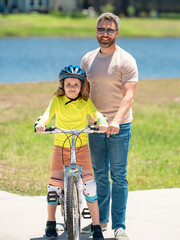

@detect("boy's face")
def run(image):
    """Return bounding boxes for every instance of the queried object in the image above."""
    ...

[64,78,81,99]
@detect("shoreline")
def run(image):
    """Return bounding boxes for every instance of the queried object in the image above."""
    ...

[0,77,180,85]
[1,15,180,38]
[1,36,180,39]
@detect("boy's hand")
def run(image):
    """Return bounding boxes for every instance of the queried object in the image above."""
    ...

[35,124,45,133]
[99,124,108,132]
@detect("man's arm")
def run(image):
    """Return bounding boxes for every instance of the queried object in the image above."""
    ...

[107,81,137,137]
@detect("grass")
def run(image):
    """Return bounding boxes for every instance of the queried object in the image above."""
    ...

[0,79,180,196]
[128,79,180,190]
[0,13,180,37]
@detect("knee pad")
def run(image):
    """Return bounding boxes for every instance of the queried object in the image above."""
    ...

[47,185,62,205]
[83,179,97,203]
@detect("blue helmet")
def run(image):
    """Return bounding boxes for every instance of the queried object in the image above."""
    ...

[59,65,86,83]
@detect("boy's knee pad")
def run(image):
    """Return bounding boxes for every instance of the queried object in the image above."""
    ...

[83,179,97,203]
[47,185,62,205]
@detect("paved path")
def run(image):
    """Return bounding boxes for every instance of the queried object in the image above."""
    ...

[0,188,180,240]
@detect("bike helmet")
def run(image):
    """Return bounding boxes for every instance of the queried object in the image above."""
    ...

[59,65,86,83]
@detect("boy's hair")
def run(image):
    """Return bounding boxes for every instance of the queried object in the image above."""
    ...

[96,12,120,30]
[54,80,89,101]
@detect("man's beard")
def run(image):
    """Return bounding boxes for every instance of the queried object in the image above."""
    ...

[97,36,116,48]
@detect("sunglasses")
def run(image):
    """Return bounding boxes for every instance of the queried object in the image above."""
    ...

[97,27,117,35]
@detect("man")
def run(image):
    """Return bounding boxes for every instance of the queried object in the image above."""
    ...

[81,13,138,240]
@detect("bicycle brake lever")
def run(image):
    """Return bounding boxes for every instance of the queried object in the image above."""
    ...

[45,126,56,131]
[89,125,99,131]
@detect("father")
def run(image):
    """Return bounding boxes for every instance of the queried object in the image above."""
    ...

[81,13,138,240]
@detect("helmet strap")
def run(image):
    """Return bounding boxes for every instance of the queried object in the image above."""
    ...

[65,93,81,105]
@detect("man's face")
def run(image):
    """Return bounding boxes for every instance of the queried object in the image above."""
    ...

[96,20,119,48]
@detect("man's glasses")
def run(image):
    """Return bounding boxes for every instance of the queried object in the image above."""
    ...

[97,27,117,35]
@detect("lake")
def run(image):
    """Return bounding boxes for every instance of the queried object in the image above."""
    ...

[0,37,180,83]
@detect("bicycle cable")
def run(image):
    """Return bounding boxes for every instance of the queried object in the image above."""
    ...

[75,128,89,156]
[60,130,72,166]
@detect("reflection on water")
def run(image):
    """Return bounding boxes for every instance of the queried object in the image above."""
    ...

[0,38,180,83]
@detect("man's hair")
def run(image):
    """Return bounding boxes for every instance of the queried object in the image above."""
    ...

[96,12,120,30]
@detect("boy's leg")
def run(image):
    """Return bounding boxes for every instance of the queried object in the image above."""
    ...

[82,177,104,240]
[48,145,65,219]
[45,145,64,238]
[77,145,104,239]
[47,203,58,221]
[86,200,99,225]
[77,145,100,225]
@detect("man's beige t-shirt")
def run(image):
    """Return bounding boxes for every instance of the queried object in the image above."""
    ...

[81,46,138,125]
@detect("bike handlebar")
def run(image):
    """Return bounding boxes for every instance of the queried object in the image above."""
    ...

[42,126,103,135]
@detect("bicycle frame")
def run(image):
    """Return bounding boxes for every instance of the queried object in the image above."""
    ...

[63,133,84,240]
[42,126,102,240]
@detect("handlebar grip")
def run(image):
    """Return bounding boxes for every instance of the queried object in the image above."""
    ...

[89,125,99,131]
[45,126,56,132]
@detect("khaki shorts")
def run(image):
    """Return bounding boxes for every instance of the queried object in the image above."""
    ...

[49,144,94,187]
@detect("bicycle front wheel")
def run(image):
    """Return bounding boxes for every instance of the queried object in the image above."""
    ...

[66,175,80,240]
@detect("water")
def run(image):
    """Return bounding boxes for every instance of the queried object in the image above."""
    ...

[0,37,180,83]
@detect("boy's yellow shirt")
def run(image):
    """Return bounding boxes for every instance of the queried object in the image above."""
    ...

[41,95,97,148]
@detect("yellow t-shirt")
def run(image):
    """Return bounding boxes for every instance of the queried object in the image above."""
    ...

[41,95,98,147]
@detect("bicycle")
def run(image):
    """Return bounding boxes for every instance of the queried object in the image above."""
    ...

[42,125,103,240]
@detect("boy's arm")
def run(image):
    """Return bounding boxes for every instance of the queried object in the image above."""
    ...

[93,111,108,132]
[34,97,58,132]
[87,98,108,132]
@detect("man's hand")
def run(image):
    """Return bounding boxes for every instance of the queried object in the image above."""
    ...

[107,121,120,137]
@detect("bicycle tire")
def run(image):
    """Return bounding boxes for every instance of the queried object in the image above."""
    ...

[66,175,80,240]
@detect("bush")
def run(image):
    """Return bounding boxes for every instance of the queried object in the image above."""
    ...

[100,3,114,13]
[127,5,135,17]
[119,13,126,18]
[69,11,88,18]
[149,9,158,18]
[49,9,62,17]
[138,11,148,18]
[160,12,180,19]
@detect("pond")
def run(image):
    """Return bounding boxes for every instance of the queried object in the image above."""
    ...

[0,37,179,83]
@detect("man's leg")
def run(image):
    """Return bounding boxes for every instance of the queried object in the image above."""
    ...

[107,123,131,230]
[88,133,110,224]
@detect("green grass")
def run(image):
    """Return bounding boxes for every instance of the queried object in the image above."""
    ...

[0,79,179,196]
[128,79,180,190]
[0,13,180,37]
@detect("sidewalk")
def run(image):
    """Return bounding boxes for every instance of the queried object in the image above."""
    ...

[0,188,179,240]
